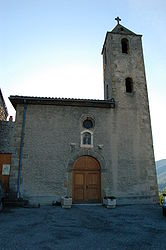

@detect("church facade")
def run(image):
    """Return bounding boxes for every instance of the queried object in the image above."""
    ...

[9,20,158,205]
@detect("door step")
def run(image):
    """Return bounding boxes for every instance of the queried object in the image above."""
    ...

[72,203,102,206]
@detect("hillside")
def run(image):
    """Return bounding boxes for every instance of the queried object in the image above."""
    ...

[156,159,166,190]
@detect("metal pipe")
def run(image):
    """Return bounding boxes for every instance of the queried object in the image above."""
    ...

[17,100,27,199]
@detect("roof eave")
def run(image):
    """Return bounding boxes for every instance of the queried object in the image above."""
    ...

[9,95,115,109]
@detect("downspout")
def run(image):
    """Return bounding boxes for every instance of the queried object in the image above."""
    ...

[17,100,27,199]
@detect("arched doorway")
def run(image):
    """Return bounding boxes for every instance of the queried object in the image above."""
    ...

[72,156,101,203]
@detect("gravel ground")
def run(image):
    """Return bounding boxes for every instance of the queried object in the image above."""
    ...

[0,204,165,250]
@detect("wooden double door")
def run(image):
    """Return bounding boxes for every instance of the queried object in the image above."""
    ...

[72,156,101,203]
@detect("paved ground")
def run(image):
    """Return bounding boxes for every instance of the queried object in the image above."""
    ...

[0,204,165,250]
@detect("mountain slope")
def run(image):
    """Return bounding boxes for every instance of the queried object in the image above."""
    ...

[156,159,166,190]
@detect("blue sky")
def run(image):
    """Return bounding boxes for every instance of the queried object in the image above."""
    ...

[0,0,166,160]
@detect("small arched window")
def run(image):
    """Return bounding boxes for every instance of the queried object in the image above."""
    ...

[125,78,133,93]
[81,131,93,148]
[83,132,91,145]
[121,38,129,54]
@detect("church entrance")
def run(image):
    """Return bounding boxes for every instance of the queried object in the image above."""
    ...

[72,156,101,203]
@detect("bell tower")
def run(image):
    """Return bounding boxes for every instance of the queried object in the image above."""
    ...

[102,17,147,104]
[101,18,158,204]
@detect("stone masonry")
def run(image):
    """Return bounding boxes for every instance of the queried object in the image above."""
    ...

[0,121,15,153]
[0,89,8,121]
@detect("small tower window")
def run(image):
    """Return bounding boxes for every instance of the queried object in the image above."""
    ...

[125,78,133,93]
[106,84,109,99]
[104,47,107,64]
[121,38,129,54]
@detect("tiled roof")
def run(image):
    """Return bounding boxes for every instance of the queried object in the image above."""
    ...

[9,95,115,109]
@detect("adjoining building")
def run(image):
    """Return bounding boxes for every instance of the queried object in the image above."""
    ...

[0,89,8,121]
[0,89,14,194]
[9,19,158,205]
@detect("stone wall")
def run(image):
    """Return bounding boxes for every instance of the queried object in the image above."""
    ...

[102,29,158,204]
[10,104,112,204]
[10,101,158,205]
[0,90,8,121]
[0,107,7,121]
[0,121,15,153]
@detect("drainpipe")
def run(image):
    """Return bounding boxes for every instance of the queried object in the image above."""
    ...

[17,100,27,199]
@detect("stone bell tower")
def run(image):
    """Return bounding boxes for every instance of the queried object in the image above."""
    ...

[101,18,158,204]
[102,16,147,103]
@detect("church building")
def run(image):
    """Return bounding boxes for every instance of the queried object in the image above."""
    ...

[9,19,158,205]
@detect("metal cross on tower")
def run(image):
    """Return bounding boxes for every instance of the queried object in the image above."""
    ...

[115,16,121,25]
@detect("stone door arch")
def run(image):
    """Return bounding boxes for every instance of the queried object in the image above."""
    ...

[72,156,101,203]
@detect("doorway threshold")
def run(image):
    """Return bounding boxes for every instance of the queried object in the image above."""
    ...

[72,203,102,206]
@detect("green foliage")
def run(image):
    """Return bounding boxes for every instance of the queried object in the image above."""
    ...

[159,189,166,205]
